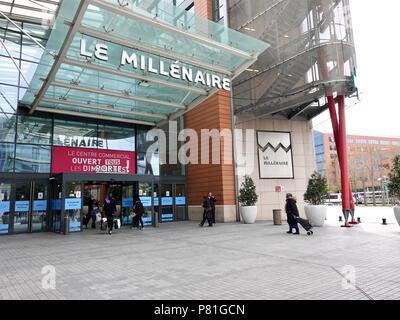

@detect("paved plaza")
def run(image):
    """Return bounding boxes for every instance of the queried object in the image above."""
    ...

[0,207,399,300]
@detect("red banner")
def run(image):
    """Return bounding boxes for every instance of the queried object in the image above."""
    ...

[52,147,136,174]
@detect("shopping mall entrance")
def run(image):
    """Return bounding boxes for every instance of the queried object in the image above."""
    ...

[50,173,187,234]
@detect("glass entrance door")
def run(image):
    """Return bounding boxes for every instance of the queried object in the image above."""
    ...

[32,182,48,232]
[160,184,173,222]
[139,182,152,226]
[121,184,135,225]
[13,182,31,234]
[0,183,11,235]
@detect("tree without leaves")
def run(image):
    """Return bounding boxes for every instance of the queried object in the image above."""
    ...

[304,171,329,205]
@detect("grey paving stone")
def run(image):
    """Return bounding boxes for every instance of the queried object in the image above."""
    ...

[0,217,399,300]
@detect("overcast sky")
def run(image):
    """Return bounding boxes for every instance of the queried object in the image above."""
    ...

[312,0,400,138]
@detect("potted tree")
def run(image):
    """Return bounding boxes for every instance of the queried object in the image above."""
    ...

[304,171,329,227]
[238,175,259,224]
[388,155,400,227]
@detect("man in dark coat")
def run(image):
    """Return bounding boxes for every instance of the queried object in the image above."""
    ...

[208,192,217,224]
[285,193,300,234]
[199,196,213,227]
[104,192,117,235]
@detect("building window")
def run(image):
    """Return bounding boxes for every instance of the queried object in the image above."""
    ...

[0,114,16,143]
[98,124,135,151]
[213,0,226,22]
[14,145,50,173]
[328,136,335,143]
[16,115,52,145]
[53,119,97,149]
[0,143,15,172]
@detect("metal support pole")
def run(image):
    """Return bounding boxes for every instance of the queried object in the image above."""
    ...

[338,95,351,213]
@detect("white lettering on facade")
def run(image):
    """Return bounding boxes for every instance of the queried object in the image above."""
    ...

[79,40,232,91]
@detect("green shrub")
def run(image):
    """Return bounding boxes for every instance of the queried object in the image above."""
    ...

[304,171,328,205]
[238,175,258,206]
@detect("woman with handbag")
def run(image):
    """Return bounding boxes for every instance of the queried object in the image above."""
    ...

[199,196,213,227]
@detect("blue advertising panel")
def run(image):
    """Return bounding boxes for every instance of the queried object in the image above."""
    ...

[69,221,81,232]
[0,223,8,234]
[52,199,61,210]
[161,197,173,206]
[122,198,134,208]
[15,200,30,212]
[33,200,47,211]
[161,213,173,222]
[0,201,10,212]
[153,197,159,206]
[65,198,81,210]
[140,196,152,207]
[175,196,186,205]
[143,216,152,226]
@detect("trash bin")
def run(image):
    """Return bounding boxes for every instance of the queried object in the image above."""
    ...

[63,216,70,235]
[273,209,282,225]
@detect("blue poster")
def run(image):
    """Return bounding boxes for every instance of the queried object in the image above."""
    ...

[143,216,152,226]
[52,199,61,210]
[33,200,47,211]
[65,198,81,210]
[175,196,186,205]
[161,213,173,222]
[161,197,173,206]
[140,196,152,207]
[69,221,81,232]
[0,201,10,213]
[122,198,133,208]
[15,200,30,212]
[153,197,159,206]
[0,223,8,234]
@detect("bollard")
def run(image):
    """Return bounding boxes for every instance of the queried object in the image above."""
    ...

[339,216,343,222]
[63,216,70,235]
[382,218,387,225]
[357,217,361,223]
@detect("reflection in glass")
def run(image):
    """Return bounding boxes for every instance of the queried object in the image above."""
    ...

[53,119,97,149]
[15,145,50,173]
[0,114,16,142]
[0,143,15,172]
[98,124,135,151]
[137,152,160,176]
[17,115,52,145]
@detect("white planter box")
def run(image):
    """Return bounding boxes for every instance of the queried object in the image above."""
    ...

[240,206,257,224]
[305,205,327,227]
[394,207,400,227]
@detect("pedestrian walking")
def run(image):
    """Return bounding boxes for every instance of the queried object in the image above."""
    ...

[285,193,300,235]
[199,196,213,227]
[208,192,217,224]
[104,192,117,235]
[132,197,145,230]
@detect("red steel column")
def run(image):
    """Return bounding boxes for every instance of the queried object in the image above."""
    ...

[338,95,351,211]
[327,95,355,212]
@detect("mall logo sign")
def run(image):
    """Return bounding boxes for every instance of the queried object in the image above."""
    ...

[257,131,294,179]
[80,39,231,91]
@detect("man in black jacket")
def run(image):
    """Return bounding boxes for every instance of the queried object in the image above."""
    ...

[208,192,217,224]
[104,192,117,235]
[285,193,300,234]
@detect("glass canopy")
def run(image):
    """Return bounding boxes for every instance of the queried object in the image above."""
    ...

[20,0,269,126]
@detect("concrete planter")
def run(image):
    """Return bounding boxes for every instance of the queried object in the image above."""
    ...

[240,206,257,224]
[394,207,400,227]
[305,205,327,227]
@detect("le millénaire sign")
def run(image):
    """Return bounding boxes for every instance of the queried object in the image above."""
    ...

[52,147,136,174]
[80,39,231,91]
